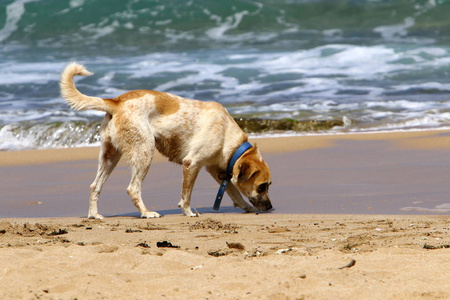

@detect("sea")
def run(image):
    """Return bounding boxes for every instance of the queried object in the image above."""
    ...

[2,0,450,151]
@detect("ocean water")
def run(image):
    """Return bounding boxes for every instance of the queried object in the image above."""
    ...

[2,0,450,150]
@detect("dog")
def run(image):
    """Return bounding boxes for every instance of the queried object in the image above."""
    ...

[60,62,273,218]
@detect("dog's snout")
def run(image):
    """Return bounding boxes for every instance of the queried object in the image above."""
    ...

[261,198,273,211]
[249,195,273,211]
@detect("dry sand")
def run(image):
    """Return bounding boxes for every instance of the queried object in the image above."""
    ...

[1,130,450,299]
[1,214,449,299]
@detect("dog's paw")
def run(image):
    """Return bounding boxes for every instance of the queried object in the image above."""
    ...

[141,211,162,219]
[180,206,199,217]
[188,208,200,217]
[244,206,259,213]
[88,213,104,220]
[187,211,200,217]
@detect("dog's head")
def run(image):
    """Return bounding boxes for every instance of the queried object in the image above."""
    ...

[232,146,273,211]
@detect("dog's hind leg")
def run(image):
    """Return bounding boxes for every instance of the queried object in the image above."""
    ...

[89,141,122,219]
[125,138,161,219]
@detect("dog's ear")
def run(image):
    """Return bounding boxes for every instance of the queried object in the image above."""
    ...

[238,161,257,183]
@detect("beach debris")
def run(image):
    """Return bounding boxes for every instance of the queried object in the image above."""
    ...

[299,274,307,279]
[244,247,265,258]
[191,265,202,270]
[125,228,143,233]
[82,218,104,225]
[423,243,450,250]
[189,218,239,233]
[136,242,151,248]
[137,223,168,231]
[71,224,85,228]
[47,229,68,236]
[268,227,291,233]
[0,222,69,237]
[209,242,246,257]
[208,250,230,257]
[338,259,356,269]
[0,221,14,234]
[275,248,297,255]
[227,242,245,250]
[156,241,180,248]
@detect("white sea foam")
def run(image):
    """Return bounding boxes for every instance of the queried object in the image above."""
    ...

[205,10,250,40]
[0,121,101,151]
[374,17,415,40]
[0,1,26,42]
[0,61,65,85]
[69,0,86,8]
[401,203,450,213]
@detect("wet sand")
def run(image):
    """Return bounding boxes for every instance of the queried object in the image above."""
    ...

[1,131,450,299]
[1,130,450,217]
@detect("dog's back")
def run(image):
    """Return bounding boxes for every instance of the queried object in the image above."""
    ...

[60,62,246,167]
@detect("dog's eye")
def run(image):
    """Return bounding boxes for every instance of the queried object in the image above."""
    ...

[257,183,269,193]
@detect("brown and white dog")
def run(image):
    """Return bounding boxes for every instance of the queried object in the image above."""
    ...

[60,62,273,218]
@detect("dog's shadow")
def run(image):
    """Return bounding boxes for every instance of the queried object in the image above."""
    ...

[110,206,272,218]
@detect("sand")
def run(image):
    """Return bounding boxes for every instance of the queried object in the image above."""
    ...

[1,214,449,299]
[1,130,450,299]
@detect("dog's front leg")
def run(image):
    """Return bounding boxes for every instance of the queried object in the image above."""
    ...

[178,159,200,217]
[224,182,259,213]
[205,166,258,213]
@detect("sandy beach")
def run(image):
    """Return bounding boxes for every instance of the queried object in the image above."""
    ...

[1,131,450,299]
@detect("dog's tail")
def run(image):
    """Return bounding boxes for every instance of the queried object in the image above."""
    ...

[60,62,114,114]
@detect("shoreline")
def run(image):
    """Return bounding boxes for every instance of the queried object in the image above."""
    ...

[2,128,450,167]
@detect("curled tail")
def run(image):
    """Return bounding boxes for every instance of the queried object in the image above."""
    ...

[60,62,113,114]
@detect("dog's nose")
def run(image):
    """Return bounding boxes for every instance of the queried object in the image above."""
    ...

[265,202,273,211]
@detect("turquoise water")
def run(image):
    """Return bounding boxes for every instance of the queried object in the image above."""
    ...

[2,0,450,150]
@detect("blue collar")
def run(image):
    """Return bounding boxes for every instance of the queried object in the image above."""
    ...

[213,141,253,211]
